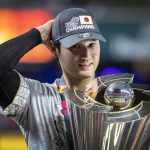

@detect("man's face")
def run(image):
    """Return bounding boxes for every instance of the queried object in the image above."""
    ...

[56,39,100,80]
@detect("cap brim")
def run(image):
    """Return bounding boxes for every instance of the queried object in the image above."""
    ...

[59,32,106,48]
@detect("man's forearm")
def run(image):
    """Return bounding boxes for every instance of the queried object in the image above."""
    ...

[0,28,42,73]
[0,28,42,107]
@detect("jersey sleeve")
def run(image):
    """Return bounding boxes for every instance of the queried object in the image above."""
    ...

[0,72,30,122]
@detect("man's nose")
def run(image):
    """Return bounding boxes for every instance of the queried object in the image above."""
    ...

[81,47,91,58]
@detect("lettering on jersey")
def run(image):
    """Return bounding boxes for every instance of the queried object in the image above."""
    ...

[65,16,95,33]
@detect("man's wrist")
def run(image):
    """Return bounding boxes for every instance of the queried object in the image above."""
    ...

[35,27,46,42]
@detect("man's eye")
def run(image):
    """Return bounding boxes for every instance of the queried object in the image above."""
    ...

[89,43,96,49]
[70,44,80,49]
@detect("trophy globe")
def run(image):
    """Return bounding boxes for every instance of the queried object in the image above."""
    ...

[104,81,135,111]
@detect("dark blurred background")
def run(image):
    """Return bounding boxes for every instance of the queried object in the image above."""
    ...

[0,0,150,149]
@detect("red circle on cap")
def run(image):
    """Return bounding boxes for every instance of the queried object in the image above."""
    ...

[84,17,89,22]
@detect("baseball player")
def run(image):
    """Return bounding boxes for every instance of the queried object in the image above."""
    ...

[0,7,106,150]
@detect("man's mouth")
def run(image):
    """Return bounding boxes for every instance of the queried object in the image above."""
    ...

[79,63,93,70]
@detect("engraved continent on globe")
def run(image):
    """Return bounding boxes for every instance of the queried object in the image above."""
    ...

[104,81,134,111]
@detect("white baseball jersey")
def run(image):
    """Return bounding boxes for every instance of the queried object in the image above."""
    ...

[0,72,69,150]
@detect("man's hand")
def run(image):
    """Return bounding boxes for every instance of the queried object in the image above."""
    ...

[36,20,54,50]
[84,79,98,100]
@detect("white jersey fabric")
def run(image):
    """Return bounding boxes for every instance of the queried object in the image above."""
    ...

[0,73,69,150]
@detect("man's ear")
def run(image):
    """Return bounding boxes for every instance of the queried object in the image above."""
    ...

[50,41,56,52]
[55,48,60,58]
[50,41,59,57]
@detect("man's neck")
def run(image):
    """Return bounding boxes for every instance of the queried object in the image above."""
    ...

[63,74,94,91]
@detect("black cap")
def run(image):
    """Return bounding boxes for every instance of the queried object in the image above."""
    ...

[52,7,106,48]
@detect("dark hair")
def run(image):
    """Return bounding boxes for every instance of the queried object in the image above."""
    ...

[50,41,61,58]
[51,41,60,52]
[54,41,60,50]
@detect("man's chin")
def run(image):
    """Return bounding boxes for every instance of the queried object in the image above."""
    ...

[77,72,94,79]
